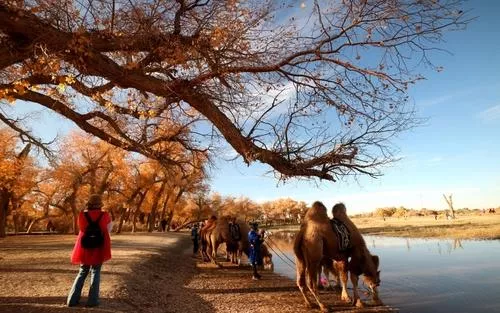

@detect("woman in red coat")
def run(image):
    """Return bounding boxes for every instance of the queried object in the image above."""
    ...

[67,194,112,307]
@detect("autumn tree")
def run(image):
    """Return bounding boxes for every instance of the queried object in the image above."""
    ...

[0,0,469,183]
[43,132,129,233]
[0,128,36,237]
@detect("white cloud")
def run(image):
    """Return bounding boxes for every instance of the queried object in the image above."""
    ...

[478,104,500,121]
[419,94,455,107]
[428,156,443,163]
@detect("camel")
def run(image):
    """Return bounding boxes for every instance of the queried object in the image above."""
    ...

[330,202,381,307]
[201,216,250,266]
[294,201,380,312]
[200,216,217,262]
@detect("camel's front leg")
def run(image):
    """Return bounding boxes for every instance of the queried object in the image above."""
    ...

[350,273,364,308]
[237,249,242,266]
[306,265,328,312]
[335,261,351,303]
[296,259,313,309]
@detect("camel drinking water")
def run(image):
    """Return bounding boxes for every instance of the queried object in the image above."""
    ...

[294,201,380,312]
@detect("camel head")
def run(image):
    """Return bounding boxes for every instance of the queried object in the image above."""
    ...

[363,255,381,291]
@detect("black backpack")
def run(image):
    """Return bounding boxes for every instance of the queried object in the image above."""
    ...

[81,212,104,249]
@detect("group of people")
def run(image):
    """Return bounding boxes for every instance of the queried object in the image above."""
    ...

[65,194,268,308]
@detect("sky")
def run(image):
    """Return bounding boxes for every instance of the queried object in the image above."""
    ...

[4,1,500,214]
[208,0,500,213]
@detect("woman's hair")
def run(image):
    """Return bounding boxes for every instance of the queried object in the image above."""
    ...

[87,194,103,210]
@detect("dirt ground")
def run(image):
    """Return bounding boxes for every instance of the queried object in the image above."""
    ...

[0,233,396,313]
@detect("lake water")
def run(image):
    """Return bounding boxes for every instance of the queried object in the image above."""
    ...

[267,232,500,313]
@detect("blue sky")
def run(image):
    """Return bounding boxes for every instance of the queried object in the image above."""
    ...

[5,1,499,214]
[208,1,500,212]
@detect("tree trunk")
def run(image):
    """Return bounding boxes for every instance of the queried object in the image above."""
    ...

[132,209,138,233]
[132,191,148,233]
[26,219,36,233]
[443,194,456,219]
[173,217,190,232]
[148,181,166,232]
[165,188,184,231]
[26,217,46,233]
[160,194,170,220]
[12,211,19,234]
[165,210,174,232]
[69,194,78,235]
[0,190,11,238]
[116,206,127,234]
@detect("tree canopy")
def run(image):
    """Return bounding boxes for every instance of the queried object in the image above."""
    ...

[0,0,469,181]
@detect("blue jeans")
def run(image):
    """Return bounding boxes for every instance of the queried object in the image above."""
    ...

[67,264,102,306]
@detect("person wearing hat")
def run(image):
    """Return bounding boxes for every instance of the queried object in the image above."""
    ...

[248,222,263,280]
[191,223,200,256]
[67,194,112,307]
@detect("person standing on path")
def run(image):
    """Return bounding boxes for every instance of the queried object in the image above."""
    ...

[160,219,168,232]
[67,194,112,307]
[191,223,200,256]
[248,223,263,280]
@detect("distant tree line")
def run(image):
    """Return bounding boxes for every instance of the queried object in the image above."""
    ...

[352,206,499,219]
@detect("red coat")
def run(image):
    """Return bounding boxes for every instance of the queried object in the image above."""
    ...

[71,210,112,265]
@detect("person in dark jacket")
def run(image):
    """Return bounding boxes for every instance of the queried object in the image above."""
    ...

[248,223,263,280]
[191,223,200,256]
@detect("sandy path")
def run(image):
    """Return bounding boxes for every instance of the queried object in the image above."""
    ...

[0,233,396,313]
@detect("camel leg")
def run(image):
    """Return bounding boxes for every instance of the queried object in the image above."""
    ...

[306,263,328,312]
[332,264,341,290]
[351,273,364,308]
[206,237,221,267]
[296,258,314,309]
[230,250,236,264]
[335,261,351,303]
[200,240,209,262]
[211,238,219,261]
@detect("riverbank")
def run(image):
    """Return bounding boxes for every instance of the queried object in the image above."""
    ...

[352,214,500,240]
[268,214,500,240]
[0,232,396,313]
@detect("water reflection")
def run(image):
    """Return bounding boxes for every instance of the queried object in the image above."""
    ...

[269,231,466,256]
[268,231,500,313]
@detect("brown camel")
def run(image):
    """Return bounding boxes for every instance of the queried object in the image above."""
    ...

[200,216,217,262]
[294,201,380,312]
[201,216,250,266]
[330,202,381,307]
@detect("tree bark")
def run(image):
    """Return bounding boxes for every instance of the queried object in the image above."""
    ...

[0,189,11,237]
[116,206,127,234]
[443,194,456,219]
[148,181,166,232]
